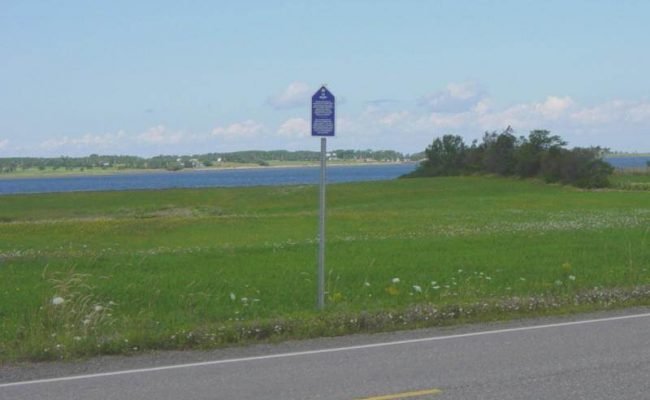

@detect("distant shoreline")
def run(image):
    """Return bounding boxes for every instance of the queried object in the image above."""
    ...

[606,153,650,158]
[0,160,417,180]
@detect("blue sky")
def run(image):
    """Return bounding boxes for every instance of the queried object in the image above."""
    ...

[1,0,649,157]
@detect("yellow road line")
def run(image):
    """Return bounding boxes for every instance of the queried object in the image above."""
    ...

[356,388,442,400]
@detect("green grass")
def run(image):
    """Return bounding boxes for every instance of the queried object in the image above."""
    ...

[1,176,649,362]
[611,169,650,190]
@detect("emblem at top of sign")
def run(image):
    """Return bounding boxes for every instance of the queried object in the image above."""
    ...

[319,88,328,99]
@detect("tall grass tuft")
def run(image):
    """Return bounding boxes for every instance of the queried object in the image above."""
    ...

[18,268,118,360]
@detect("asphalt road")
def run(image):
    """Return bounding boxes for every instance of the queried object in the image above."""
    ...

[1,308,649,400]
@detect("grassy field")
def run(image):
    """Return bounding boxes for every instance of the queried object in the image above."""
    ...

[611,169,650,190]
[1,176,649,362]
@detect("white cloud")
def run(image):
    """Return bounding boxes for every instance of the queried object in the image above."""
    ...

[473,99,492,114]
[570,101,623,125]
[35,126,210,156]
[569,100,650,126]
[136,125,187,145]
[420,112,473,130]
[476,103,538,130]
[536,96,574,119]
[267,82,311,109]
[12,86,650,156]
[0,139,8,150]
[379,111,410,126]
[40,131,127,151]
[418,82,487,113]
[625,102,650,123]
[366,99,400,106]
[336,116,360,135]
[334,91,650,152]
[212,120,264,140]
[466,96,574,131]
[277,117,309,138]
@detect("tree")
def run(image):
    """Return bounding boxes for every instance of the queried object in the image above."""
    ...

[463,139,484,173]
[515,130,566,177]
[559,147,613,188]
[421,134,466,176]
[482,127,517,175]
[404,128,614,188]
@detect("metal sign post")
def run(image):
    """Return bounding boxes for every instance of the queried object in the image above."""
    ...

[318,137,327,310]
[311,85,335,310]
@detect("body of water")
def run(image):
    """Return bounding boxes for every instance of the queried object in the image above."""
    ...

[604,156,650,169]
[0,163,418,195]
[1,157,647,196]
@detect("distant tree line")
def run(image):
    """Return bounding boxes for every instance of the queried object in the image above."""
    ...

[404,128,614,188]
[0,149,408,173]
[0,155,148,173]
[330,149,404,162]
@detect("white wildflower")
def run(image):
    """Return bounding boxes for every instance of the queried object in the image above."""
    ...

[364,281,371,287]
[51,296,65,306]
[391,278,400,284]
[568,275,576,281]
[94,305,103,312]
[229,292,236,301]
[412,285,422,293]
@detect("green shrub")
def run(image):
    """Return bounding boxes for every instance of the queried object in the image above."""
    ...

[406,129,613,188]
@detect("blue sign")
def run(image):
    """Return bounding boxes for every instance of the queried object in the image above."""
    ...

[311,86,335,137]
